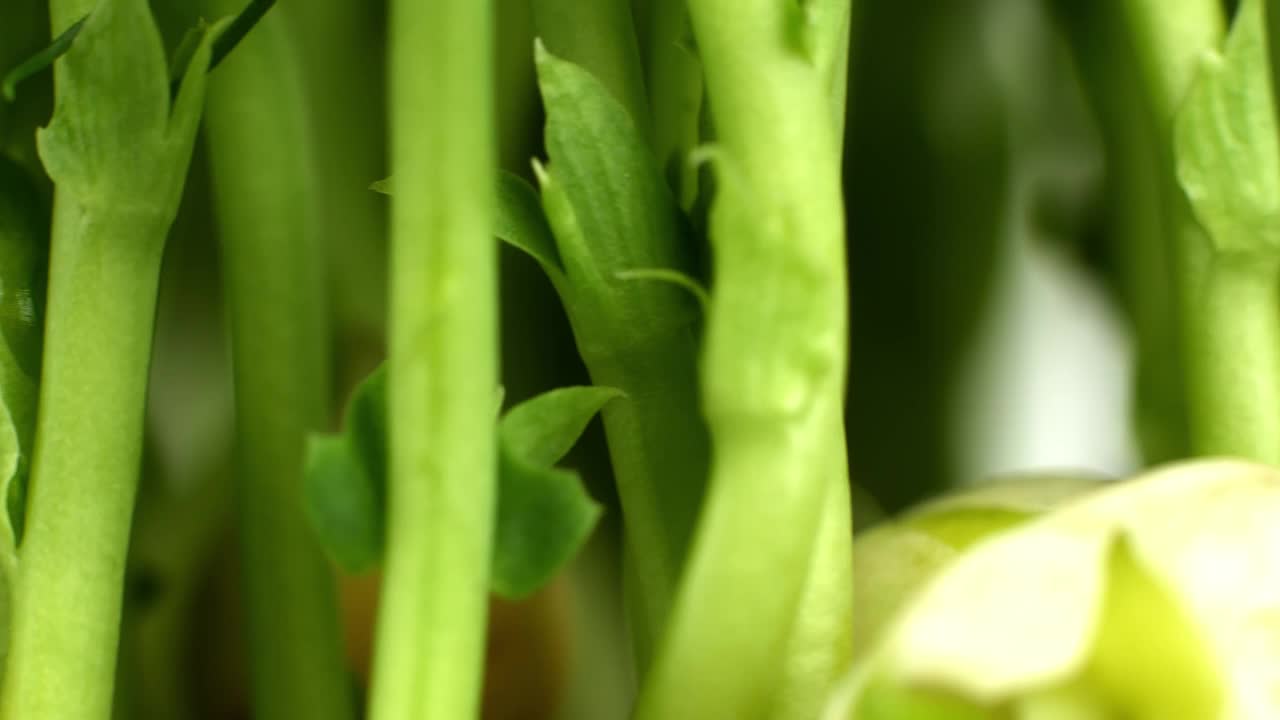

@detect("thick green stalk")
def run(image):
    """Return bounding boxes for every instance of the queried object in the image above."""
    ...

[366,0,497,718]
[200,6,353,720]
[1186,254,1280,463]
[1,1,216,716]
[1,205,164,720]
[636,1,852,718]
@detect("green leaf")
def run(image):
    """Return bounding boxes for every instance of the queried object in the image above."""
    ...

[370,171,565,277]
[534,40,698,352]
[499,385,621,466]
[36,0,225,233]
[303,368,611,594]
[302,368,386,573]
[492,452,600,599]
[849,460,1275,719]
[1175,0,1280,255]
[496,170,563,274]
[1,16,86,102]
[491,386,618,598]
[303,435,381,573]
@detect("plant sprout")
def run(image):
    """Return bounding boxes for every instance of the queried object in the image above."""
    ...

[1,0,1280,719]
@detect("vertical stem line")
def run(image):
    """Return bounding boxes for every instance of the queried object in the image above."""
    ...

[367,0,498,718]
[1186,254,1280,464]
[201,7,354,720]
[637,1,853,718]
[1,204,165,720]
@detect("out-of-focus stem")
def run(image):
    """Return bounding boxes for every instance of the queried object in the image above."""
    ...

[366,0,498,718]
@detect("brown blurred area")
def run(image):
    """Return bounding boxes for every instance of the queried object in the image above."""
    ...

[191,548,571,720]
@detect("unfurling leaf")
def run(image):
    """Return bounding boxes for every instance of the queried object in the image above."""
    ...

[499,385,621,467]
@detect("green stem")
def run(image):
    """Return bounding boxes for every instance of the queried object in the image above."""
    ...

[1048,0,1203,463]
[367,0,497,717]
[288,0,387,340]
[527,7,710,661]
[1,203,166,720]
[1,1,215,716]
[641,0,701,204]
[200,7,353,720]
[636,1,852,717]
[581,333,706,666]
[1186,254,1280,463]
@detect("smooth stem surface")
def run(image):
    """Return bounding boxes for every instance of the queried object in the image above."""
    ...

[584,332,707,666]
[201,7,353,720]
[1,203,166,720]
[367,0,497,718]
[1186,254,1280,464]
[637,1,852,718]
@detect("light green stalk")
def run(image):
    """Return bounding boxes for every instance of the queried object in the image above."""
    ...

[636,1,853,718]
[0,1,219,716]
[200,5,354,720]
[1175,0,1280,464]
[366,0,497,718]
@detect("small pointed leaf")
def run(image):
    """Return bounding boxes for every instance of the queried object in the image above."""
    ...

[496,170,563,274]
[499,385,621,467]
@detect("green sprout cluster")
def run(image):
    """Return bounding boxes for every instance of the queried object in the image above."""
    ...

[2,0,1280,719]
